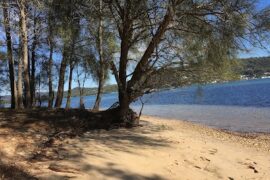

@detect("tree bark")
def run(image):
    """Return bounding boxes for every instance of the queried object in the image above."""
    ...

[48,43,54,108]
[79,96,85,109]
[118,28,132,119]
[38,74,42,107]
[93,0,105,111]
[65,64,74,109]
[17,57,24,109]
[77,77,85,109]
[30,16,38,107]
[3,1,18,109]
[47,13,54,108]
[65,26,77,109]
[18,0,31,108]
[54,45,68,108]
[93,76,104,110]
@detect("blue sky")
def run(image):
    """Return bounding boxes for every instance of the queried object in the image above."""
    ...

[257,0,270,10]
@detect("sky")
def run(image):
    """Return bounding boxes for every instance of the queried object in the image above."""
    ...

[257,0,270,10]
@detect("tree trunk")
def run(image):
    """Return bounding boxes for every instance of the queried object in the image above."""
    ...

[30,16,38,107]
[17,57,24,109]
[118,34,130,120]
[93,0,104,110]
[18,0,31,108]
[47,14,54,108]
[38,74,42,107]
[128,8,173,90]
[3,1,18,109]
[93,76,104,110]
[118,91,130,119]
[48,44,54,108]
[54,45,68,108]
[65,64,74,109]
[77,78,85,109]
[79,95,85,109]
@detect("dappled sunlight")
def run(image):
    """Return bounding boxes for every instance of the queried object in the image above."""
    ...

[0,109,171,179]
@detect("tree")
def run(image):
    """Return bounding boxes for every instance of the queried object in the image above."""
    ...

[65,20,80,109]
[53,0,81,108]
[2,0,17,109]
[45,1,56,109]
[83,0,116,110]
[93,0,105,110]
[105,0,264,122]
[17,0,31,108]
[29,5,42,107]
[75,64,88,109]
[65,61,75,109]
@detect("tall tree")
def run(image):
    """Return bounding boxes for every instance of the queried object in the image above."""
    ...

[2,0,18,109]
[46,4,55,109]
[29,8,41,107]
[66,19,80,109]
[105,0,262,122]
[54,0,81,108]
[93,0,105,110]
[17,0,31,108]
[93,0,106,110]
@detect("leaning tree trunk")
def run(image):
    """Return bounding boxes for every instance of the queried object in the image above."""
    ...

[3,1,18,109]
[18,0,31,108]
[65,64,74,109]
[55,45,68,108]
[93,75,104,110]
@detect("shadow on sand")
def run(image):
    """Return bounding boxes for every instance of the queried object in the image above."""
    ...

[0,109,169,179]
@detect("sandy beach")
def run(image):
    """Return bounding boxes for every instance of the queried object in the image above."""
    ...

[0,114,270,180]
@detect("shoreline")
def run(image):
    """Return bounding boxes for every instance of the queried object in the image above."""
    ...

[141,115,270,152]
[145,114,270,135]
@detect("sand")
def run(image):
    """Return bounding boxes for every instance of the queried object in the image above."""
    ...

[0,115,270,180]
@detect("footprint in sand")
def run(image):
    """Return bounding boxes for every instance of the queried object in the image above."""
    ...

[200,156,211,162]
[247,165,259,173]
[209,148,218,155]
[184,159,203,170]
[237,160,259,173]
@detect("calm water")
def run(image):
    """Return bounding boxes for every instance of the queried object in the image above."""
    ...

[64,78,270,132]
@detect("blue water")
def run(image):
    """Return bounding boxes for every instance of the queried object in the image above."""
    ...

[61,79,270,132]
[68,78,270,109]
[134,78,270,107]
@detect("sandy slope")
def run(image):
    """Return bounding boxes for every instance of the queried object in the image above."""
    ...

[1,115,270,180]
